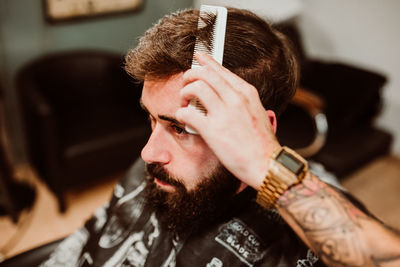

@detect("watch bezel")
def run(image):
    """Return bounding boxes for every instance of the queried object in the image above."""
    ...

[274,146,308,179]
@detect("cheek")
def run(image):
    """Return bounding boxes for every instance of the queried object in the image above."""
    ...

[192,149,219,174]
[169,141,220,188]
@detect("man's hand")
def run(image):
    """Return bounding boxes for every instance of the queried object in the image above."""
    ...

[176,52,400,267]
[176,51,280,190]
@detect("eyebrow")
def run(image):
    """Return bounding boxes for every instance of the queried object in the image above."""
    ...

[140,98,184,126]
[158,115,184,127]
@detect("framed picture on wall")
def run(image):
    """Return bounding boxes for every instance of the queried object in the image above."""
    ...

[43,0,143,23]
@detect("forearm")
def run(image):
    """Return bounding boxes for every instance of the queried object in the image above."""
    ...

[275,172,400,266]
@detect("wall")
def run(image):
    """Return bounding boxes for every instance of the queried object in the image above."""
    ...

[0,0,193,162]
[297,0,400,155]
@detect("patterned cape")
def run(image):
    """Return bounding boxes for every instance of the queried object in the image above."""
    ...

[40,158,350,267]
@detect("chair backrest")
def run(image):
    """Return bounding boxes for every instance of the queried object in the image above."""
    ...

[15,50,149,188]
[17,50,141,113]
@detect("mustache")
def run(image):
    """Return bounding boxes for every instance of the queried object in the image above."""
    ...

[146,163,186,189]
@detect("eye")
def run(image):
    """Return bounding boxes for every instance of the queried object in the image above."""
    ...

[171,124,187,135]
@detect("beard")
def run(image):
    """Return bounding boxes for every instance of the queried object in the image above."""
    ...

[145,163,241,234]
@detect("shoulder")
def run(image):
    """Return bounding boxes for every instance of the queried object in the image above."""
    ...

[115,157,147,196]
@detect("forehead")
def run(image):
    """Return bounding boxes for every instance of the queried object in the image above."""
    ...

[141,73,184,115]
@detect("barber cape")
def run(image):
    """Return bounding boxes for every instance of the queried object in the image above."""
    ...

[40,158,327,267]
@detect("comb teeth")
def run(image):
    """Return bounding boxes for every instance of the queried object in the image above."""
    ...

[191,16,209,68]
[186,5,227,135]
[191,5,227,69]
[189,98,207,114]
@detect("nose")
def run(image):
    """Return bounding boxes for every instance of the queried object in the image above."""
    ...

[141,124,171,165]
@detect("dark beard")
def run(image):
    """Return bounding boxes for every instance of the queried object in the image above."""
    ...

[145,163,241,235]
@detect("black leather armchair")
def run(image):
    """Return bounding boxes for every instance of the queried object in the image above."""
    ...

[17,50,150,211]
[276,22,392,178]
[277,61,392,178]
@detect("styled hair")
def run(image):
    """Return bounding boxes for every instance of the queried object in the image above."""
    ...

[125,8,299,116]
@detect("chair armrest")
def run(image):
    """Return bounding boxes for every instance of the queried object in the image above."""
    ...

[19,86,61,181]
[290,88,328,158]
[0,238,64,267]
[26,86,53,117]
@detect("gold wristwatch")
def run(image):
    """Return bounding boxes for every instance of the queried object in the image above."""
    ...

[256,146,308,209]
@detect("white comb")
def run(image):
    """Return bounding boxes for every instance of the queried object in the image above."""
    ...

[185,5,227,135]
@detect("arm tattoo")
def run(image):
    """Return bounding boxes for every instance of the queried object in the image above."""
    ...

[277,174,400,266]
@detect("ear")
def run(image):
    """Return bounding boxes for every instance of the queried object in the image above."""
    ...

[266,110,277,133]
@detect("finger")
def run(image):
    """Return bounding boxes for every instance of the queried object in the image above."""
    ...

[180,80,222,115]
[176,106,208,135]
[195,52,260,102]
[183,65,236,103]
[194,52,247,88]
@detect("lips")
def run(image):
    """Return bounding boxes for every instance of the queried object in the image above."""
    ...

[154,178,170,186]
[153,177,177,193]
[146,163,185,190]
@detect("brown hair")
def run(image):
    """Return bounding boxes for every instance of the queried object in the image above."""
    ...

[125,8,298,117]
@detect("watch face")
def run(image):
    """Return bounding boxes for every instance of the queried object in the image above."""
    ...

[276,150,304,175]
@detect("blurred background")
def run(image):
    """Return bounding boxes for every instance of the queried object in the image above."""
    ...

[0,0,399,262]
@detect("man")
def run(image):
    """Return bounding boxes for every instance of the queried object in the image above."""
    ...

[41,7,400,267]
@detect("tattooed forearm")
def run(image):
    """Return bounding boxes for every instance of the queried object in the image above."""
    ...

[276,173,400,267]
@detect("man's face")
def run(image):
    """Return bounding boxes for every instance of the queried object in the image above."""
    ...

[140,73,241,232]
[141,73,222,191]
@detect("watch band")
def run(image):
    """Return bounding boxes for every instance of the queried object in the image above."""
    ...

[256,146,308,209]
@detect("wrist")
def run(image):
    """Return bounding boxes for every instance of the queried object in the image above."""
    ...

[256,146,308,209]
[250,144,281,191]
[251,157,273,191]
